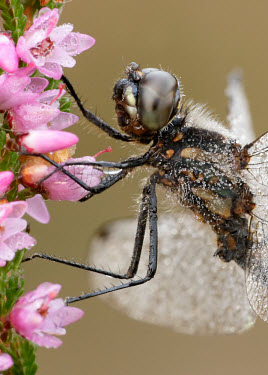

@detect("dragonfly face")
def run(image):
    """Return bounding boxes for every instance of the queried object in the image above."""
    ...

[32,64,268,334]
[113,62,180,137]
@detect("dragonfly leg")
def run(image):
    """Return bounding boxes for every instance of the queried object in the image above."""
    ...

[23,151,150,200]
[65,174,158,304]
[61,75,150,144]
[22,180,149,278]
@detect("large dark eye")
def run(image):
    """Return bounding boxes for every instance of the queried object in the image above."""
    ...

[138,70,180,131]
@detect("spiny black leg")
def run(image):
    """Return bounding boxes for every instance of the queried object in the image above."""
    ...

[63,150,151,169]
[23,177,150,278]
[61,75,133,142]
[26,151,150,197]
[65,174,158,305]
[35,154,126,196]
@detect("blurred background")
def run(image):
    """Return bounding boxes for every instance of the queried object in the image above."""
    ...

[23,0,268,374]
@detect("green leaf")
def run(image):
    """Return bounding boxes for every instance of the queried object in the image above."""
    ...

[0,251,25,315]
[0,130,6,151]
[45,77,61,90]
[7,185,18,202]
[0,248,38,374]
[0,0,27,43]
[9,152,20,174]
[59,95,71,113]
[45,77,72,112]
[1,332,38,375]
[17,188,36,201]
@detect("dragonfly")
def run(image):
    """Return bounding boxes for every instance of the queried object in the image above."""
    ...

[26,62,268,335]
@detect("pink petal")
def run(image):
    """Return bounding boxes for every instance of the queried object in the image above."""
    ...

[0,241,16,262]
[50,112,79,130]
[5,232,36,251]
[0,353,13,371]
[0,70,39,111]
[10,306,43,336]
[0,33,18,73]
[47,46,76,68]
[0,259,6,267]
[34,282,61,301]
[60,33,95,55]
[2,218,27,240]
[42,156,102,201]
[31,332,63,348]
[48,300,84,327]
[38,62,63,80]
[26,194,50,224]
[16,36,32,64]
[0,171,14,194]
[0,201,28,220]
[25,77,49,93]
[19,130,79,154]
[10,103,60,133]
[24,9,59,49]
[38,88,65,106]
[50,24,73,44]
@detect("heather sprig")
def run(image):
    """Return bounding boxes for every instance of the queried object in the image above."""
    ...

[0,2,99,373]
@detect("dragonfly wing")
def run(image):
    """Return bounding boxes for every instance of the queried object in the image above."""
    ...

[243,132,268,189]
[89,208,256,334]
[243,132,268,321]
[225,72,255,145]
[246,217,268,322]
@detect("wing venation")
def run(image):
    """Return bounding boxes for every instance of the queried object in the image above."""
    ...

[89,209,256,334]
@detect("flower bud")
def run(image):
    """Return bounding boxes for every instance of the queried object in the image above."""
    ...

[18,130,79,154]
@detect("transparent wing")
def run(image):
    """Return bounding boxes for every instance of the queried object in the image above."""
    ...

[246,217,268,322]
[242,133,268,321]
[89,208,256,335]
[225,71,255,145]
[244,132,268,188]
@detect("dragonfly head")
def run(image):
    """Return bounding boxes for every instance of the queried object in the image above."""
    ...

[113,62,181,140]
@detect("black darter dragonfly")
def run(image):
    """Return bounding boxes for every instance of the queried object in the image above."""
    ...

[26,63,268,334]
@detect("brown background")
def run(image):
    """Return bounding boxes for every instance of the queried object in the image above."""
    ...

[23,0,268,374]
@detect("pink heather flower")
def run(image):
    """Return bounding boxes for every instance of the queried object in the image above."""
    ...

[26,194,50,224]
[41,156,103,201]
[10,282,84,348]
[0,32,18,73]
[0,353,13,372]
[0,171,14,195]
[18,129,79,154]
[0,65,48,111]
[9,85,78,134]
[16,8,95,79]
[0,201,36,267]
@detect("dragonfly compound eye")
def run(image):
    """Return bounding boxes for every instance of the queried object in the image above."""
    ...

[113,64,181,139]
[138,70,180,131]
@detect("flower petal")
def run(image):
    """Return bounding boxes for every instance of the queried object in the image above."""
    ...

[0,171,14,195]
[60,33,95,55]
[50,112,79,130]
[5,232,36,251]
[46,46,76,68]
[38,62,63,80]
[26,194,50,224]
[25,77,49,93]
[31,332,63,348]
[10,103,60,133]
[19,130,79,154]
[50,23,73,44]
[0,241,16,262]
[0,201,28,220]
[0,33,18,73]
[2,218,27,240]
[0,353,13,371]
